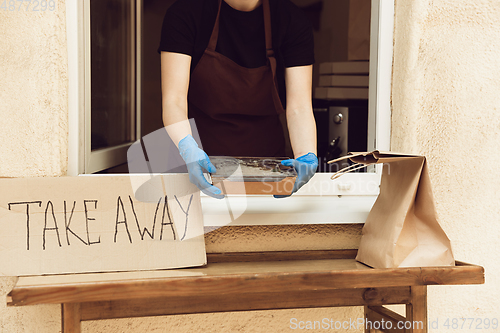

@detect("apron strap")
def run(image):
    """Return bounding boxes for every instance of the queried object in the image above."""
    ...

[262,0,273,58]
[262,0,285,114]
[207,0,223,51]
[207,0,285,114]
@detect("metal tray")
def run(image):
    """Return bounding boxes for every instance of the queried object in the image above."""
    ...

[209,157,297,195]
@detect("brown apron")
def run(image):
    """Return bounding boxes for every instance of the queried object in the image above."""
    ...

[187,0,286,157]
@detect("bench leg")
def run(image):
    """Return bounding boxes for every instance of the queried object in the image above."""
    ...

[62,303,82,333]
[364,306,376,332]
[363,286,428,333]
[364,305,406,333]
[406,286,427,333]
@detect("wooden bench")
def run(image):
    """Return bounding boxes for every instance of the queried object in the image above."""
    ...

[7,250,484,333]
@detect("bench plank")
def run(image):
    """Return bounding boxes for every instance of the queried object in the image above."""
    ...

[6,250,484,333]
[8,256,483,307]
[206,249,358,262]
[79,287,411,320]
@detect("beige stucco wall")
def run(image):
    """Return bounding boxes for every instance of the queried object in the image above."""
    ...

[1,0,499,332]
[391,0,500,328]
[0,3,68,331]
[0,4,68,177]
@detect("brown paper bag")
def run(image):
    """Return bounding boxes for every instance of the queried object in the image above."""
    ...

[329,151,455,268]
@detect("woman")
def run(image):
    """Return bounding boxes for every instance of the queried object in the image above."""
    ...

[158,0,318,198]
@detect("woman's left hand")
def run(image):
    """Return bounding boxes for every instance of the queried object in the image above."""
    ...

[275,152,318,198]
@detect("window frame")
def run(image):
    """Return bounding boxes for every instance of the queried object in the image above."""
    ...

[67,0,142,175]
[67,0,394,225]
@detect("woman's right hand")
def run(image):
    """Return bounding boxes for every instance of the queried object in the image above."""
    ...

[178,135,224,199]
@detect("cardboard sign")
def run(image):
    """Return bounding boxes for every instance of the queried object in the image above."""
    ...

[0,175,206,276]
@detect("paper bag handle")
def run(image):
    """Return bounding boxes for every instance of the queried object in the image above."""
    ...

[330,163,371,180]
[327,153,378,180]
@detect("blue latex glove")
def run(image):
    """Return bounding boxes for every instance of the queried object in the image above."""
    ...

[274,152,318,198]
[178,135,224,199]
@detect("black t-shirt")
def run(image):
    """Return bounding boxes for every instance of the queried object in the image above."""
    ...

[158,0,315,107]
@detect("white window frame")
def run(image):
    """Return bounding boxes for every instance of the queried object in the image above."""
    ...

[67,0,142,175]
[67,0,394,225]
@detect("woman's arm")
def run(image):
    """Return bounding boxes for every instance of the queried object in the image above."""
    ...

[161,51,193,147]
[273,64,317,197]
[284,64,317,158]
[161,51,223,198]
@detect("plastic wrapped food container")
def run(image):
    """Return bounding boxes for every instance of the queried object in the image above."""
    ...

[209,157,297,195]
